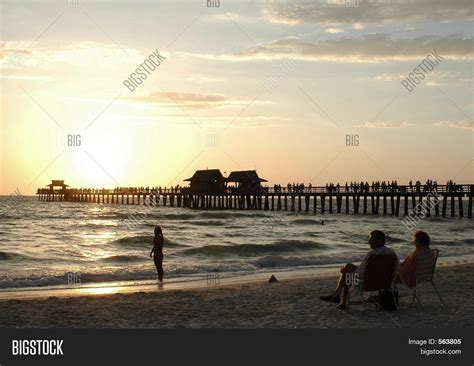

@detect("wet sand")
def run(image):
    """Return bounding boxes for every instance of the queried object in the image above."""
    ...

[0,263,472,328]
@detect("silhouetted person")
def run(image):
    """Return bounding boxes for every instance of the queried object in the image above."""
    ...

[150,226,164,283]
[319,230,398,310]
[398,230,431,287]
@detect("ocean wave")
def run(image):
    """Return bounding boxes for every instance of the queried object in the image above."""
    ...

[385,236,406,244]
[0,276,66,289]
[182,240,327,257]
[111,235,186,248]
[100,254,144,263]
[188,220,228,227]
[436,240,463,247]
[339,231,372,243]
[292,218,324,225]
[0,270,154,289]
[92,213,131,220]
[95,211,195,221]
[447,225,473,233]
[426,217,448,222]
[253,254,364,268]
[303,232,321,237]
[196,212,233,219]
[197,211,280,220]
[0,264,253,289]
[152,213,196,220]
[0,251,22,261]
[112,235,151,247]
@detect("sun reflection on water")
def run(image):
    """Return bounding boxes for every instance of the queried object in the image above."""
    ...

[80,286,121,295]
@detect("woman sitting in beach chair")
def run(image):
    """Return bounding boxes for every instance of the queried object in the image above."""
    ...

[398,230,430,287]
[398,230,444,306]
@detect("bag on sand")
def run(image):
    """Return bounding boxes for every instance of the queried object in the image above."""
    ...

[377,289,399,311]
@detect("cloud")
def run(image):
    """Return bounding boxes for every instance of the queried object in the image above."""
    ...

[0,42,33,74]
[184,75,226,83]
[352,23,366,30]
[356,120,473,130]
[433,121,474,130]
[205,11,263,23]
[241,34,472,62]
[425,80,440,87]
[373,71,472,87]
[373,73,405,81]
[0,42,31,59]
[141,92,227,109]
[354,121,410,128]
[197,115,285,128]
[264,0,474,25]
[325,27,344,34]
[125,91,273,110]
[0,41,139,70]
[208,12,241,21]
[111,113,284,128]
[186,34,472,63]
[1,74,54,81]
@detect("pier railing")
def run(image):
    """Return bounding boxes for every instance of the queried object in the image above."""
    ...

[36,184,473,196]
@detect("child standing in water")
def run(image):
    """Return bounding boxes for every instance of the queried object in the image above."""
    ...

[150,226,164,283]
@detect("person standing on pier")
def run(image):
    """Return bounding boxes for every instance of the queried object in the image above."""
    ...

[150,226,164,284]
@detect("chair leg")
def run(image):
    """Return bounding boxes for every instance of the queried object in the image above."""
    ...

[431,281,445,306]
[413,287,423,308]
[375,290,382,311]
[359,290,367,310]
[390,291,399,311]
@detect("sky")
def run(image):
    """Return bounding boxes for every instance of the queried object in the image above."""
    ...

[0,0,473,195]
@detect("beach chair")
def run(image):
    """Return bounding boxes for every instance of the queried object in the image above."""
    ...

[403,249,444,307]
[351,254,399,311]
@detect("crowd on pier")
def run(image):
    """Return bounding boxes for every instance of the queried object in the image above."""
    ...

[271,179,465,194]
[37,180,467,195]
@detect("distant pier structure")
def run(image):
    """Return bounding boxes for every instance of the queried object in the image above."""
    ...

[37,173,474,218]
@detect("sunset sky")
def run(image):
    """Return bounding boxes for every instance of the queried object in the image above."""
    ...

[1,0,473,195]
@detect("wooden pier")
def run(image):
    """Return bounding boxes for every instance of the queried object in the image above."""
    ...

[36,184,474,219]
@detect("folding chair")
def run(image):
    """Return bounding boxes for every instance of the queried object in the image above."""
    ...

[405,248,444,307]
[350,254,399,311]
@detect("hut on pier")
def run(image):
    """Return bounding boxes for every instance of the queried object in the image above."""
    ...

[184,169,226,194]
[226,170,267,194]
[46,180,69,192]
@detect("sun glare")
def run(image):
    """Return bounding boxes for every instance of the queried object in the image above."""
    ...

[70,131,131,187]
[80,287,120,296]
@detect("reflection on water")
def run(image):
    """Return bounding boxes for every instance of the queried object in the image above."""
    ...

[80,286,121,295]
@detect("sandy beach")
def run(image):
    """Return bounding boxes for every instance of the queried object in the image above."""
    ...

[0,263,472,328]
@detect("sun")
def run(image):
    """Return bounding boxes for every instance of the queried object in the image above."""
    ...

[70,130,132,188]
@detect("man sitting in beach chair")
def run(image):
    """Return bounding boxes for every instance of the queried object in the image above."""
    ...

[319,230,399,310]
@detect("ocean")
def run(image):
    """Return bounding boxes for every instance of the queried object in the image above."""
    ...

[0,196,473,289]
